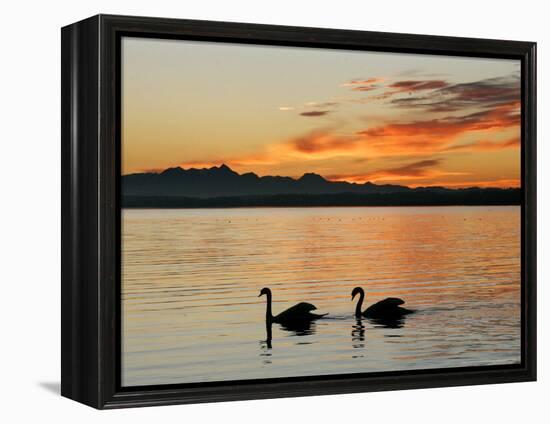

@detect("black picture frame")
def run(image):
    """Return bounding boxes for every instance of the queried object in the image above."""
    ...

[61,14,537,409]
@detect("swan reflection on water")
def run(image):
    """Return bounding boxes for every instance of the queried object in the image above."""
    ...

[368,316,407,329]
[259,315,411,367]
[351,314,409,345]
[351,319,366,349]
[279,319,317,336]
[259,323,273,364]
[260,319,318,351]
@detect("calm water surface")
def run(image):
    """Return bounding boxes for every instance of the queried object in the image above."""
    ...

[122,206,520,386]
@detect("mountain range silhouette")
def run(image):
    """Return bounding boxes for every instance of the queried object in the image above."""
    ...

[123,164,413,197]
[122,164,520,208]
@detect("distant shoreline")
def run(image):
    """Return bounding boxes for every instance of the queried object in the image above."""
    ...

[122,190,521,209]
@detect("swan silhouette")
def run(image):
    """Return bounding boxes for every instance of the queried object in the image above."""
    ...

[259,287,327,326]
[351,287,413,319]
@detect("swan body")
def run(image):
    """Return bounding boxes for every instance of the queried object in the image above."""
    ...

[259,287,326,325]
[352,287,413,319]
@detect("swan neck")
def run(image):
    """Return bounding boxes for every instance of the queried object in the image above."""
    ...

[355,290,364,317]
[265,292,273,321]
[265,322,272,349]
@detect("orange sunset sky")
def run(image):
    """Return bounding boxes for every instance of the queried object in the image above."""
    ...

[122,37,521,188]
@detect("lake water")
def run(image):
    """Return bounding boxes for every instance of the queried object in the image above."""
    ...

[121,206,521,387]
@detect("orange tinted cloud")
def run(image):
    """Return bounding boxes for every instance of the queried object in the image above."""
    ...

[284,101,519,158]
[361,102,519,138]
[356,101,520,154]
[287,128,358,155]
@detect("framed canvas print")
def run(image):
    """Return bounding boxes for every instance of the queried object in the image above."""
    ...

[61,14,536,409]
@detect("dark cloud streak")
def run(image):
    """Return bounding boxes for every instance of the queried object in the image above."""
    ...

[389,80,449,92]
[299,110,331,117]
[389,75,520,113]
[383,159,442,176]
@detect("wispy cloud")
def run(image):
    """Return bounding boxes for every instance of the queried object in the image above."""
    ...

[382,159,443,176]
[388,80,450,92]
[279,101,339,113]
[299,110,332,117]
[351,85,380,92]
[396,69,448,78]
[305,101,339,108]
[342,77,448,97]
[342,77,383,92]
[444,135,520,152]
[342,78,383,86]
[389,75,520,113]
[326,158,467,184]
